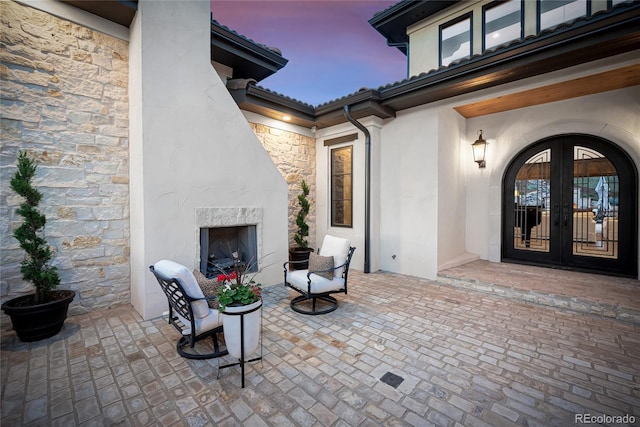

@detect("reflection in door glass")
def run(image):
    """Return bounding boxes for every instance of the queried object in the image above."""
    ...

[573,146,619,259]
[513,149,550,252]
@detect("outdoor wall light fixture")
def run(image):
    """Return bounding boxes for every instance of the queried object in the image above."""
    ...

[472,129,487,168]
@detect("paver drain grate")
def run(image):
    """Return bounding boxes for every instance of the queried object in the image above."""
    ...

[380,372,404,388]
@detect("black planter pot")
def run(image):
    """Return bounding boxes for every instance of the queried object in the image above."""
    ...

[1,290,75,342]
[288,247,314,270]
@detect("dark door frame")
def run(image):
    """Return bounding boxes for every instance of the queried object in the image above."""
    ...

[502,134,638,278]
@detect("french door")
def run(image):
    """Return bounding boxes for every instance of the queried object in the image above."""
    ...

[502,135,637,277]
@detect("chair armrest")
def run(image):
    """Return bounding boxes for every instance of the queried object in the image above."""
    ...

[334,260,350,270]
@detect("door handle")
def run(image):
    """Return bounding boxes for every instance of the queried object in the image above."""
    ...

[563,203,570,227]
[554,204,559,226]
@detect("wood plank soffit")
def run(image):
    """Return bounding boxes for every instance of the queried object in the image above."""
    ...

[453,64,640,119]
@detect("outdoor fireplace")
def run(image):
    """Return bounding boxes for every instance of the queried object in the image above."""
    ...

[200,226,258,278]
[195,207,263,278]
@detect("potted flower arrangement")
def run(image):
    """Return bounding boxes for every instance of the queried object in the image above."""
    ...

[217,252,262,359]
[216,267,261,312]
[2,151,75,342]
[288,179,314,270]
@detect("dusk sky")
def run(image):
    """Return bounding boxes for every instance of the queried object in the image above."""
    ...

[210,1,408,106]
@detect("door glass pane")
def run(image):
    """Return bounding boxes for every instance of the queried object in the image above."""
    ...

[573,146,619,259]
[513,149,550,252]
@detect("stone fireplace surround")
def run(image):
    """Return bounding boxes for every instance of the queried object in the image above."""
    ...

[195,207,263,277]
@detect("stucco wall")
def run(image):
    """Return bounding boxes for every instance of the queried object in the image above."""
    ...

[437,108,469,269]
[0,1,130,313]
[379,109,441,279]
[129,1,288,319]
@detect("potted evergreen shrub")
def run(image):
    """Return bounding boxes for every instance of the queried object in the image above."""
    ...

[1,151,75,342]
[288,179,314,270]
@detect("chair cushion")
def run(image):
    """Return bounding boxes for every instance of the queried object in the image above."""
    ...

[153,260,209,318]
[286,269,345,294]
[193,269,221,309]
[176,308,222,336]
[319,235,351,278]
[308,252,334,280]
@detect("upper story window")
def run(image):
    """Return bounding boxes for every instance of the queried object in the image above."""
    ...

[331,146,353,228]
[539,0,588,31]
[483,0,523,51]
[440,12,472,66]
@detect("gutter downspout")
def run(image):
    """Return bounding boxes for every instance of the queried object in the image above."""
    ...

[343,105,371,274]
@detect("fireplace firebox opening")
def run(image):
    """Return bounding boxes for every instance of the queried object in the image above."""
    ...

[200,226,258,278]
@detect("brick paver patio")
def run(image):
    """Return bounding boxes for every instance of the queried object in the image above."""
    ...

[1,267,639,426]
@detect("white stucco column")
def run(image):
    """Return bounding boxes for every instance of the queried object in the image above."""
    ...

[367,119,383,274]
[128,0,287,319]
[379,109,440,279]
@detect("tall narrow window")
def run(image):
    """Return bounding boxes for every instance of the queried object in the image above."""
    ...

[539,0,588,31]
[331,146,353,227]
[484,0,522,51]
[440,13,472,66]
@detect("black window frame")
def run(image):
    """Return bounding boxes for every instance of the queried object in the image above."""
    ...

[482,0,524,52]
[537,0,590,32]
[330,145,353,228]
[609,0,630,6]
[439,11,473,67]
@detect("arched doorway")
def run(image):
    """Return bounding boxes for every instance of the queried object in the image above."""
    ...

[502,134,637,277]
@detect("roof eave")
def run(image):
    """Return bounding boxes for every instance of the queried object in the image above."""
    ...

[230,85,316,128]
[314,90,395,129]
[211,21,288,82]
[380,5,640,112]
[230,3,639,129]
[369,0,460,53]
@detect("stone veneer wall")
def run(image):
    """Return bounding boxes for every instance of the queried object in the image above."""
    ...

[250,123,317,250]
[0,1,130,314]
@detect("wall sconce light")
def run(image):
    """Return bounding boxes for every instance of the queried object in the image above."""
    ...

[472,129,487,168]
